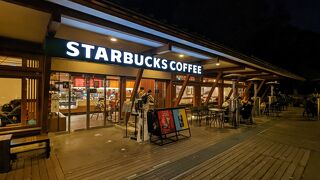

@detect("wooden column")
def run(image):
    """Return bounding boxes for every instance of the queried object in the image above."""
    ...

[165,80,173,108]
[125,69,144,123]
[193,77,201,107]
[204,72,222,106]
[40,56,51,132]
[119,76,126,120]
[20,58,27,125]
[174,75,190,107]
[218,79,224,108]
[130,69,144,102]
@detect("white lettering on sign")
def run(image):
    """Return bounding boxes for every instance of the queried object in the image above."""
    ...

[81,44,95,59]
[64,41,202,75]
[95,47,108,61]
[145,56,153,68]
[123,52,133,65]
[169,61,176,71]
[66,42,80,57]
[161,59,168,69]
[110,49,122,63]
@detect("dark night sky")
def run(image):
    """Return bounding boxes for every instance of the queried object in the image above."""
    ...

[107,0,320,81]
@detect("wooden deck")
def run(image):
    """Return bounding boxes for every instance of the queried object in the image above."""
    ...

[0,151,65,180]
[175,136,310,180]
[0,107,318,180]
[174,107,316,180]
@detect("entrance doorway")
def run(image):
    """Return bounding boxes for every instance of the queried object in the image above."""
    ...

[50,73,122,132]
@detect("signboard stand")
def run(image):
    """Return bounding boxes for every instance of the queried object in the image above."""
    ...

[148,108,191,146]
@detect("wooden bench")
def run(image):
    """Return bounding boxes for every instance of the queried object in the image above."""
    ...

[10,134,50,159]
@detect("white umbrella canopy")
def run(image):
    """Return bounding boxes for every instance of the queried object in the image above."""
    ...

[247,77,264,81]
[266,81,280,85]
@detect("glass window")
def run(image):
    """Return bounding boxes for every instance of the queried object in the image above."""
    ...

[0,56,22,67]
[176,85,194,105]
[201,87,218,103]
[0,78,38,128]
[126,79,135,100]
[203,78,216,83]
[176,75,196,81]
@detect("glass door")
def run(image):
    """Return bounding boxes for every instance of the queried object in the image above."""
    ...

[69,74,87,131]
[88,75,105,128]
[105,76,120,124]
[49,72,71,132]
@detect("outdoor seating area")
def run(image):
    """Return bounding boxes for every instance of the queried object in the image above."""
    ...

[0,133,50,173]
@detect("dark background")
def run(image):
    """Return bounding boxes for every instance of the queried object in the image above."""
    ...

[107,0,320,94]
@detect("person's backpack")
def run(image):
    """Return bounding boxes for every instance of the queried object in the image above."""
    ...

[141,94,149,104]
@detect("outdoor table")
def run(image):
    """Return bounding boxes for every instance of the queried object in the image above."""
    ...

[208,108,226,128]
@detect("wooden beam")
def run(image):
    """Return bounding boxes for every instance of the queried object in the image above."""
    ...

[130,69,144,102]
[229,71,262,75]
[174,75,191,107]
[204,66,245,74]
[218,79,224,108]
[204,72,222,106]
[0,65,42,72]
[227,89,233,99]
[256,79,266,95]
[125,69,144,125]
[0,36,43,54]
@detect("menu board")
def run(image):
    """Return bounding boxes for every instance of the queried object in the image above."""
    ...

[172,108,189,131]
[157,110,176,134]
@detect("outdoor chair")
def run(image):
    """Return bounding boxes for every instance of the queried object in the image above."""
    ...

[191,107,201,126]
[200,106,210,126]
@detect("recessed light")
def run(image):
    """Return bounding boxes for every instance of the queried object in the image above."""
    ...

[215,62,220,66]
[179,54,184,58]
[110,37,117,42]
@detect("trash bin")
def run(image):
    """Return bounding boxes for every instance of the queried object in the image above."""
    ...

[0,134,12,172]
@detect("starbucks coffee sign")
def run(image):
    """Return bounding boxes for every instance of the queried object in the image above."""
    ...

[45,38,202,75]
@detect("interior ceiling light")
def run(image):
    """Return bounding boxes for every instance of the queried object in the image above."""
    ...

[110,37,117,42]
[179,54,184,58]
[215,58,220,66]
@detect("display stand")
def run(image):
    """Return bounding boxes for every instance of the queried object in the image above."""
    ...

[148,107,191,146]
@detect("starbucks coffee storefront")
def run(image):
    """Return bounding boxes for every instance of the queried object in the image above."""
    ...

[0,1,304,135]
[46,36,202,132]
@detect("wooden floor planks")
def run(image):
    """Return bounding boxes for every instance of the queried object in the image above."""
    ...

[0,152,65,180]
[0,107,315,180]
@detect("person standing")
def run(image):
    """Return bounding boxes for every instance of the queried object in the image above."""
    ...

[137,89,154,142]
[137,87,145,99]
